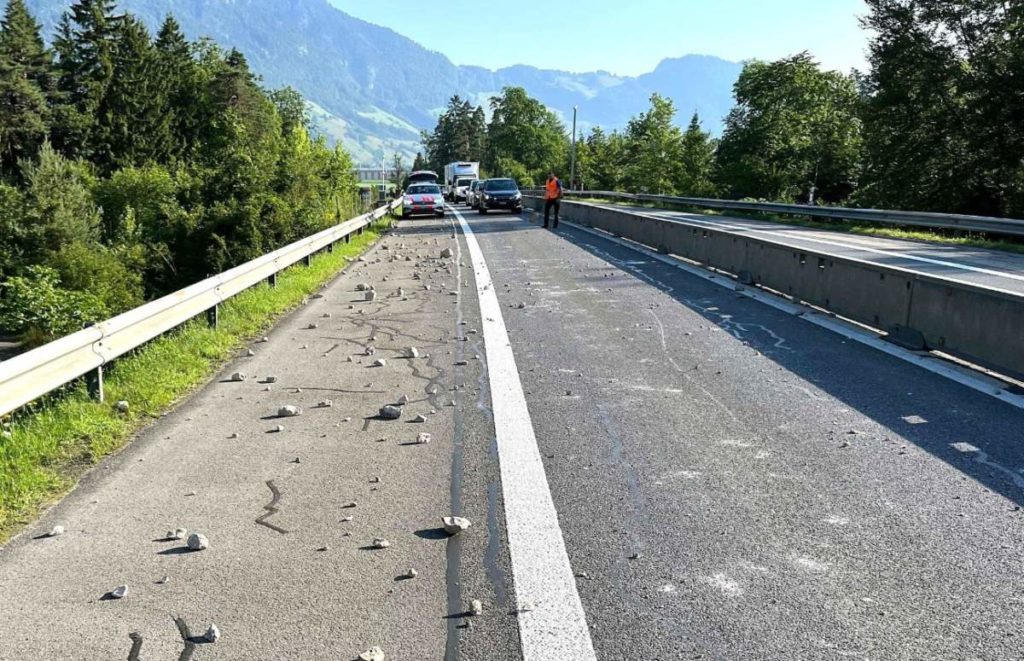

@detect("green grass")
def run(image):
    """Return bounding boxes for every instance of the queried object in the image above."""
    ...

[579,196,1024,255]
[0,221,389,542]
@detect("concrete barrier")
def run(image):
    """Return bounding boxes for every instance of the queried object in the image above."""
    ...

[526,196,1024,379]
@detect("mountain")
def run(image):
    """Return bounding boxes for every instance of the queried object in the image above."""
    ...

[24,0,743,164]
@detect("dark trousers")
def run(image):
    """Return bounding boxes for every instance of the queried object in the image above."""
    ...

[544,198,560,227]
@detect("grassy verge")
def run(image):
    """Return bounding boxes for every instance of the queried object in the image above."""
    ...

[0,221,388,542]
[579,196,1024,255]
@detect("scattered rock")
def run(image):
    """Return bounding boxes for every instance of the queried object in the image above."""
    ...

[278,405,302,417]
[246,349,256,357]
[274,424,285,433]
[356,283,370,291]
[343,501,358,509]
[307,323,319,330]
[404,347,420,359]
[108,585,128,600]
[115,401,130,413]
[405,568,418,579]
[341,516,353,522]
[48,525,65,537]
[428,386,438,395]
[629,552,641,560]
[411,414,427,423]
[379,405,402,420]
[417,433,431,444]
[371,538,391,549]
[258,336,270,343]
[470,599,484,616]
[358,647,385,661]
[229,372,246,382]
[167,528,187,540]
[364,345,376,356]
[265,376,278,383]
[365,291,377,301]
[156,576,169,584]
[310,293,325,299]
[187,533,209,551]
[203,624,220,643]
[442,516,471,535]
[516,302,526,309]
[398,394,410,405]
[322,313,331,318]
[318,400,333,408]
[440,247,453,258]
[454,360,468,366]
[373,359,387,368]
[228,432,239,439]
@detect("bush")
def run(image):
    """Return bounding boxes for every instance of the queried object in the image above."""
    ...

[0,266,108,342]
[47,242,145,316]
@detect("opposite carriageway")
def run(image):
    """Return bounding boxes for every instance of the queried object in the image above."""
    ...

[522,193,1024,384]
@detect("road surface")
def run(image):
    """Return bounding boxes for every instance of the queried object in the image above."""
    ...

[600,201,1024,295]
[1,206,1022,660]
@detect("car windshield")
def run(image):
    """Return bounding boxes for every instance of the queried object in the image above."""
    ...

[456,178,473,187]
[484,179,517,191]
[407,185,440,195]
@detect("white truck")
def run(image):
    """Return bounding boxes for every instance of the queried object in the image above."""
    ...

[443,161,480,203]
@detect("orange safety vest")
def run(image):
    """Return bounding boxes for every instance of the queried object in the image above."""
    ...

[545,177,561,200]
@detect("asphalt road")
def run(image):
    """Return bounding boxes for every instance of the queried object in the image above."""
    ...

[1,205,1022,660]
[601,202,1024,295]
[458,204,1023,660]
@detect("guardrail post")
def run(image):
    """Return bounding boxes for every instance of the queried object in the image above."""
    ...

[206,304,219,329]
[344,234,351,244]
[87,366,104,403]
[327,242,334,253]
[267,272,277,288]
[303,254,312,267]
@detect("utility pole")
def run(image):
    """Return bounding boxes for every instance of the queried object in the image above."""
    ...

[381,153,386,205]
[569,105,578,191]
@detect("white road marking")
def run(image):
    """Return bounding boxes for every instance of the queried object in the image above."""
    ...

[555,216,1024,412]
[451,206,597,660]
[626,206,1024,289]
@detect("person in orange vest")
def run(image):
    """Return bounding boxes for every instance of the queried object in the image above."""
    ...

[543,172,563,229]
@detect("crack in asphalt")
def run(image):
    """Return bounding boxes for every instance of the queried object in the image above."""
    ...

[255,480,288,535]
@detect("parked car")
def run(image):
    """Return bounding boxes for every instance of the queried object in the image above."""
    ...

[477,178,522,214]
[401,183,445,218]
[466,179,483,208]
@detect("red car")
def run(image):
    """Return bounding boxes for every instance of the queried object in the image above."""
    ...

[401,183,445,218]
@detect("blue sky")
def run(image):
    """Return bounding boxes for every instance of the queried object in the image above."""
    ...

[329,0,870,75]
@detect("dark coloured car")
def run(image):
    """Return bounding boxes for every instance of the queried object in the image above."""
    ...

[477,178,522,214]
[401,183,445,218]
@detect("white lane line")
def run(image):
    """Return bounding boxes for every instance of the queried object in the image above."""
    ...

[451,206,597,660]
[620,205,1024,286]
[551,215,1024,412]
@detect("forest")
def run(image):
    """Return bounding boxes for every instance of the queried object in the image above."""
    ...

[0,0,360,344]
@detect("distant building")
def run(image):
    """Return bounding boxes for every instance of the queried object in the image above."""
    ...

[355,167,400,182]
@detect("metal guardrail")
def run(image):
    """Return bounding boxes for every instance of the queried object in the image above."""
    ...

[0,200,400,417]
[524,190,1024,239]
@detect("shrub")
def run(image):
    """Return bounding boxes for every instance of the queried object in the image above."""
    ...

[0,266,108,342]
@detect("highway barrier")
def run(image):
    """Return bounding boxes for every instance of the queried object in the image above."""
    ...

[528,190,1024,239]
[0,200,400,417]
[524,196,1024,380]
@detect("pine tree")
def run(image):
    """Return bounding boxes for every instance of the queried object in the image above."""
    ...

[103,15,171,168]
[51,0,119,162]
[154,14,198,160]
[676,113,717,197]
[0,0,52,176]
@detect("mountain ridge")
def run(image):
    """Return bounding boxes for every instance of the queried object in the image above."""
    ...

[24,0,742,164]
